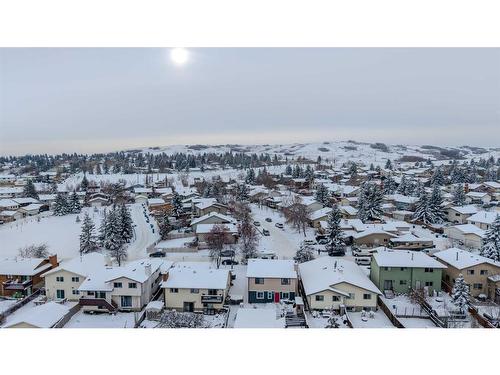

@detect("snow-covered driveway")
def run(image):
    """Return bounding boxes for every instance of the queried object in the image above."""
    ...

[126,203,160,260]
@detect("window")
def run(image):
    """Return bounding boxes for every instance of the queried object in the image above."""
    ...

[121,295,132,308]
[267,291,273,299]
[56,276,64,282]
[348,293,355,299]
[315,295,324,301]
[87,291,94,296]
[255,278,264,285]
[256,292,264,299]
[280,292,289,300]
[71,276,80,283]
[467,269,475,275]
[332,296,340,302]
[473,283,483,290]
[190,288,199,294]
[400,267,407,271]
[128,282,137,289]
[170,288,178,293]
[480,270,488,275]
[425,281,433,287]
[399,280,407,285]
[113,282,122,288]
[363,294,371,300]
[383,267,391,271]
[56,289,65,299]
[72,290,79,295]
[281,278,290,285]
[424,268,433,273]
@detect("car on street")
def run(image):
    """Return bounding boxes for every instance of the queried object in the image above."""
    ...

[303,239,316,245]
[220,250,235,257]
[149,251,166,258]
[317,238,329,245]
[355,257,371,266]
[222,259,239,265]
[275,222,284,229]
[265,218,272,222]
[253,221,261,226]
[262,229,270,236]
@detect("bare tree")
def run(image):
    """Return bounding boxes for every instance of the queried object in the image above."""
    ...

[239,217,259,263]
[110,244,128,266]
[18,243,50,258]
[155,310,207,328]
[284,196,311,236]
[206,224,230,268]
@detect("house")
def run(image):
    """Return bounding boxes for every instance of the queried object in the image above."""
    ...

[466,211,498,230]
[78,258,168,312]
[195,223,238,244]
[433,248,500,298]
[133,187,153,197]
[0,198,20,211]
[162,262,231,313]
[233,308,285,328]
[0,210,23,223]
[0,255,58,297]
[4,301,72,328]
[193,198,229,217]
[392,210,414,222]
[299,257,381,312]
[309,207,332,228]
[246,259,297,303]
[17,203,45,217]
[465,191,491,205]
[147,198,171,214]
[190,212,237,231]
[446,205,478,224]
[444,224,485,249]
[134,194,149,205]
[42,253,110,301]
[370,249,446,295]
[339,205,358,219]
[389,233,434,251]
[351,228,398,247]
[385,194,419,211]
[88,193,109,207]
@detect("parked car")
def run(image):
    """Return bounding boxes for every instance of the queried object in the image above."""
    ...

[317,238,329,245]
[265,217,272,222]
[275,222,284,229]
[253,221,261,226]
[355,257,371,266]
[262,229,270,236]
[222,259,239,265]
[352,248,376,257]
[149,251,165,258]
[257,251,277,259]
[328,249,345,257]
[303,239,316,245]
[220,250,235,257]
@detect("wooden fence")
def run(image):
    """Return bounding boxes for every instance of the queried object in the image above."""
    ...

[0,289,43,325]
[53,304,81,328]
[377,296,405,328]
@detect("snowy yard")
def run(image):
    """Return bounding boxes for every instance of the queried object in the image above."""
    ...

[64,310,138,328]
[348,310,395,328]
[0,298,17,315]
[399,318,438,328]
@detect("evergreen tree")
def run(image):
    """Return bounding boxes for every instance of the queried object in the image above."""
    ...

[412,192,434,224]
[452,184,466,206]
[430,167,445,186]
[236,183,249,201]
[294,242,315,263]
[397,175,410,195]
[171,192,183,218]
[325,205,346,256]
[119,204,134,243]
[80,174,89,191]
[53,193,69,216]
[383,174,397,194]
[314,183,330,207]
[357,183,383,222]
[69,191,81,213]
[245,168,256,185]
[79,213,99,254]
[451,274,469,313]
[23,179,39,200]
[103,207,124,251]
[385,159,393,170]
[49,180,58,194]
[413,180,425,198]
[480,214,500,262]
[159,212,172,240]
[285,165,293,175]
[429,185,446,224]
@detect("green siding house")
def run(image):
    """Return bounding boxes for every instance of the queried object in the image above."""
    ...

[370,249,447,294]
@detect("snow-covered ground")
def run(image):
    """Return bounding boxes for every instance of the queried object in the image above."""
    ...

[0,300,77,327]
[64,310,138,328]
[348,310,395,328]
[127,203,160,260]
[0,298,17,314]
[399,318,438,328]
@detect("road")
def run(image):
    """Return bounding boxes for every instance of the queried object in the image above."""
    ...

[127,203,160,260]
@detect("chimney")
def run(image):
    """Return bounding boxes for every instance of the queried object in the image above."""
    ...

[48,254,58,268]
[145,264,152,276]
[456,251,459,261]
[162,272,169,282]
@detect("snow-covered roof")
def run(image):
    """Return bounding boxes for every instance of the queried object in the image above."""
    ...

[433,248,500,269]
[246,259,297,279]
[467,211,498,225]
[339,205,358,215]
[299,257,381,295]
[447,224,486,237]
[195,223,238,235]
[466,191,490,198]
[18,203,43,211]
[190,212,236,227]
[390,233,433,243]
[156,187,173,195]
[12,197,39,205]
[483,181,500,189]
[42,253,109,278]
[162,262,230,290]
[309,207,332,221]
[373,249,446,269]
[0,198,18,208]
[0,210,19,217]
[234,308,285,328]
[352,229,397,239]
[448,205,478,215]
[134,187,153,194]
[148,198,166,205]
[0,258,52,276]
[4,302,71,328]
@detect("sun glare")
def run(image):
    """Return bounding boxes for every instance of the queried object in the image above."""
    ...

[170,48,189,66]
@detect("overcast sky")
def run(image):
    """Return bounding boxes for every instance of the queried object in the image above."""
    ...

[0,48,499,156]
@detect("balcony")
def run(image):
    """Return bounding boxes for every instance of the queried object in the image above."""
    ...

[2,279,32,291]
[201,295,223,304]
[79,297,117,312]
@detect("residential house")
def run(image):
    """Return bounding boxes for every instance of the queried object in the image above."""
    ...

[446,205,478,224]
[444,224,485,249]
[465,192,491,205]
[351,229,398,248]
[4,302,72,328]
[466,211,498,230]
[370,249,446,295]
[433,248,500,298]
[299,257,381,312]
[389,233,434,251]
[309,207,332,228]
[246,259,297,303]
[190,212,237,232]
[195,223,238,244]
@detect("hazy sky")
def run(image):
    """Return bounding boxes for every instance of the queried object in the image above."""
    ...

[1,48,499,156]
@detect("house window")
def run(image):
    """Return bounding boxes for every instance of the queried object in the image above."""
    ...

[480,270,488,275]
[467,270,474,275]
[128,282,137,289]
[256,292,265,299]
[121,295,132,308]
[71,277,80,283]
[383,267,391,271]
[255,278,264,285]
[400,267,407,271]
[400,280,407,285]
[281,278,290,285]
[363,294,371,300]
[267,291,273,299]
[190,289,199,294]
[170,288,178,293]
[113,282,122,288]
[425,281,433,287]
[56,289,65,299]
[315,295,324,301]
[348,293,355,299]
[280,292,289,300]
[87,291,94,296]
[424,268,433,273]
[72,290,79,295]
[332,296,340,302]
[473,283,483,290]
[56,276,64,282]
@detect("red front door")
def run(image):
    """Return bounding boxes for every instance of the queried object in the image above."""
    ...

[274,292,280,303]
